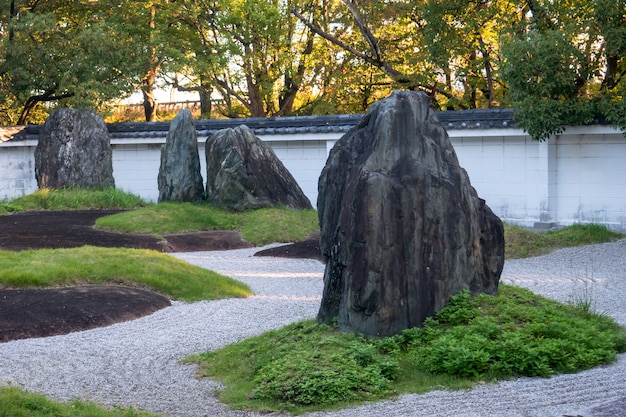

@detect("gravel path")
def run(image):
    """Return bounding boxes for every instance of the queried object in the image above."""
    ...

[1,240,625,417]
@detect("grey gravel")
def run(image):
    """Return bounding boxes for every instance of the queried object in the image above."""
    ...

[1,240,625,417]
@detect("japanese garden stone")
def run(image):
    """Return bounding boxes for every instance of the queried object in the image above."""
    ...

[157,109,205,202]
[205,125,312,211]
[35,108,114,189]
[317,90,505,337]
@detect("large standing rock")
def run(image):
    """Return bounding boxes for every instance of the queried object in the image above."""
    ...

[317,91,505,337]
[35,108,114,189]
[158,109,205,202]
[205,125,312,211]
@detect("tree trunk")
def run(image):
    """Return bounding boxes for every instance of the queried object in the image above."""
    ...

[9,0,16,41]
[277,33,314,116]
[141,83,158,122]
[18,98,38,125]
[142,3,160,122]
[199,80,212,117]
[246,75,266,118]
[603,55,618,91]
[479,36,496,107]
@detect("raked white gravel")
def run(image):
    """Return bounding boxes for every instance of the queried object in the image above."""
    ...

[1,240,625,417]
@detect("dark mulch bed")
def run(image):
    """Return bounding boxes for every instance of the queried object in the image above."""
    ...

[0,285,171,342]
[0,210,322,343]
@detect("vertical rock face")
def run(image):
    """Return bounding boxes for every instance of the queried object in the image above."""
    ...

[35,108,114,189]
[205,125,312,211]
[158,109,205,202]
[317,91,505,338]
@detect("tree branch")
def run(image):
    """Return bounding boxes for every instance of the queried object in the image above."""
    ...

[214,77,252,114]
[291,8,426,91]
[340,0,382,62]
[291,9,380,68]
[18,85,74,125]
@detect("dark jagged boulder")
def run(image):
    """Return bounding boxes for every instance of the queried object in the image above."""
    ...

[317,91,505,338]
[35,108,114,189]
[158,109,205,202]
[205,125,312,211]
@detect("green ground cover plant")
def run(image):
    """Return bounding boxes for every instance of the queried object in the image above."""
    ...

[0,246,251,301]
[189,285,626,414]
[0,385,162,417]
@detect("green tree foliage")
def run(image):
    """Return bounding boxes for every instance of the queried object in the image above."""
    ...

[0,0,145,125]
[501,0,626,140]
[2,0,625,138]
[291,0,524,110]
[170,0,323,118]
[422,0,519,109]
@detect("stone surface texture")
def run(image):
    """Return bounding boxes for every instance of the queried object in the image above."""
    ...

[317,91,505,337]
[35,108,114,189]
[158,109,205,202]
[204,125,312,211]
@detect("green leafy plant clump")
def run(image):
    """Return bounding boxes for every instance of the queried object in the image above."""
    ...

[0,385,162,417]
[189,285,626,413]
[411,288,626,378]
[188,320,400,413]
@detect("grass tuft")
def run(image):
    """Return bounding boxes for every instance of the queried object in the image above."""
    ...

[0,385,162,417]
[2,187,147,212]
[504,223,623,259]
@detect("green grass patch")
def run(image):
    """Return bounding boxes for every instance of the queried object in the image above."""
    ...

[504,223,623,259]
[1,187,147,213]
[238,207,319,246]
[0,385,162,417]
[95,203,319,246]
[4,190,621,253]
[0,246,251,302]
[94,202,239,235]
[93,202,622,253]
[188,285,626,414]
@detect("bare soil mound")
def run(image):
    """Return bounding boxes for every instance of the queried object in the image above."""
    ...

[0,210,321,343]
[0,285,170,342]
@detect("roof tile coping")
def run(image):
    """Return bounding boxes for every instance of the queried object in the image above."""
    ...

[1,108,517,142]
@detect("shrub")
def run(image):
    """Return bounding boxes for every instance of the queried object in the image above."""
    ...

[413,287,626,379]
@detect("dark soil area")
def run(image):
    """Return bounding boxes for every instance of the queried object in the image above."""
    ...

[0,210,322,343]
[0,285,171,343]
[0,210,254,253]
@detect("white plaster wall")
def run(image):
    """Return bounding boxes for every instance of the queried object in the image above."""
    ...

[262,139,328,207]
[112,143,163,202]
[111,138,326,207]
[450,135,550,227]
[553,130,626,230]
[0,142,38,201]
[2,127,626,231]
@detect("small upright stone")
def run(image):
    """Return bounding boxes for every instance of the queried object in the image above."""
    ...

[205,125,312,211]
[317,91,505,337]
[35,108,114,189]
[157,109,205,202]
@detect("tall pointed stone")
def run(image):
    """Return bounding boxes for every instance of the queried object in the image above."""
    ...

[317,91,505,337]
[158,109,205,202]
[35,108,114,189]
[205,125,312,211]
